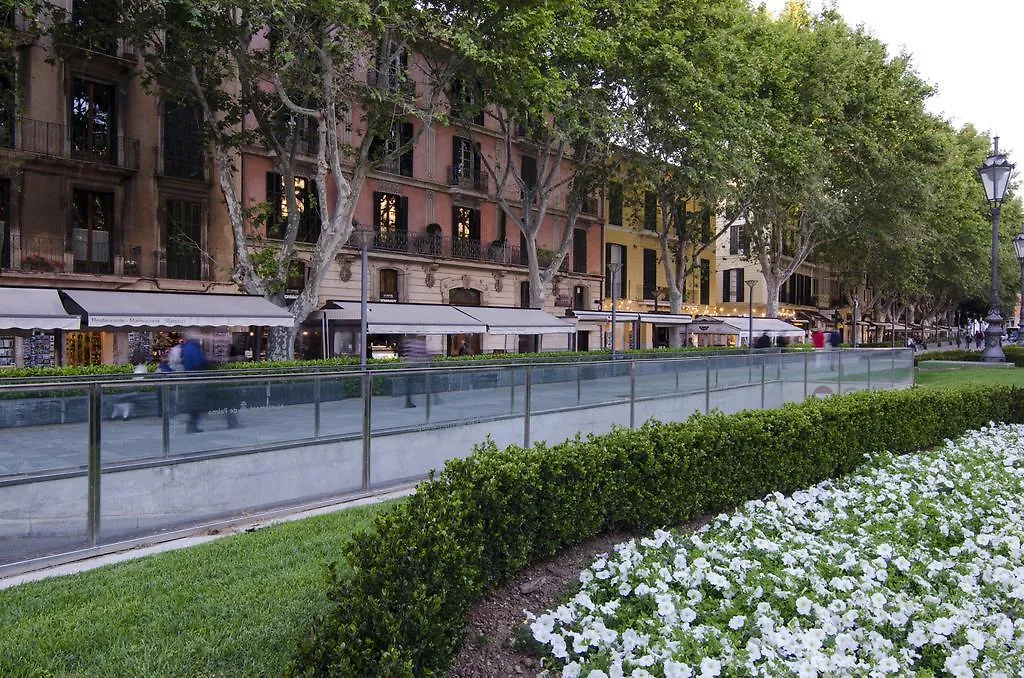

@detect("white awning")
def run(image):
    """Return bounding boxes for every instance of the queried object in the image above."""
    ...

[568,310,641,323]
[455,306,575,335]
[319,301,486,335]
[686,319,735,335]
[60,289,294,328]
[639,313,693,325]
[712,316,806,337]
[0,287,80,330]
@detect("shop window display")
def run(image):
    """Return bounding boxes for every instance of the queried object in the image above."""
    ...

[26,334,55,368]
[66,332,102,366]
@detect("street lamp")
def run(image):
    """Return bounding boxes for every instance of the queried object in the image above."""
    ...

[349,223,376,368]
[977,136,1015,362]
[745,279,758,350]
[1014,230,1024,339]
[608,261,622,359]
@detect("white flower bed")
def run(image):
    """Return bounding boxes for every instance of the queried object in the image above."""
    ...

[527,423,1024,677]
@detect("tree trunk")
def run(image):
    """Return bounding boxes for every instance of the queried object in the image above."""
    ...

[268,326,293,361]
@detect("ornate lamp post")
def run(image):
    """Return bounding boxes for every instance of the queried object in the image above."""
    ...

[977,136,1015,362]
[1015,230,1024,340]
[745,279,758,350]
[349,224,377,367]
[608,261,622,359]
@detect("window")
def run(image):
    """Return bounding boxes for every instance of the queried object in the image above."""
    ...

[373,192,408,250]
[0,62,13,149]
[644,191,658,231]
[573,285,587,311]
[370,122,413,177]
[722,267,745,302]
[266,172,320,243]
[608,183,623,226]
[72,0,118,54]
[605,243,626,298]
[572,228,587,273]
[450,78,485,125]
[165,199,202,280]
[520,155,537,190]
[448,287,481,306]
[699,259,710,306]
[451,205,481,258]
[379,269,399,301]
[643,248,657,300]
[70,77,116,164]
[285,261,306,298]
[520,280,531,308]
[162,100,204,179]
[450,136,482,188]
[370,38,409,93]
[71,189,114,273]
[729,223,745,255]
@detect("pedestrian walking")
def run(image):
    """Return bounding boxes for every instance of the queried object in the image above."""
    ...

[975,330,984,350]
[181,333,209,433]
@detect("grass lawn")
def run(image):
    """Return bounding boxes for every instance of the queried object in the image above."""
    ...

[915,365,1024,389]
[0,500,397,677]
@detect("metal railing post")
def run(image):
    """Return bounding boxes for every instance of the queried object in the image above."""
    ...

[313,375,321,439]
[87,382,102,546]
[510,371,516,413]
[675,358,680,392]
[804,350,809,401]
[576,363,582,404]
[891,350,896,388]
[523,366,532,448]
[866,354,871,390]
[760,354,766,408]
[361,371,372,491]
[837,349,843,394]
[629,359,637,429]
[161,383,170,457]
[705,357,711,414]
[425,371,432,423]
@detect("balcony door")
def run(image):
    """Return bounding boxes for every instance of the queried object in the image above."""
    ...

[72,189,113,273]
[165,199,202,280]
[70,77,116,164]
[451,205,480,258]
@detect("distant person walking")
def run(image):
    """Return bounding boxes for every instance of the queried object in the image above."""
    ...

[754,331,772,349]
[167,338,184,371]
[975,330,984,350]
[400,335,429,408]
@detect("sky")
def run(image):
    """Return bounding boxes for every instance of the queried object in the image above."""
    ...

[759,0,1024,159]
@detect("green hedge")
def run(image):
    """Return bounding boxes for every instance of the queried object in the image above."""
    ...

[291,385,1024,676]
[915,346,1024,367]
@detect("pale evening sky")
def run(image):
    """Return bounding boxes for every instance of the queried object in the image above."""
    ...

[758,0,1024,160]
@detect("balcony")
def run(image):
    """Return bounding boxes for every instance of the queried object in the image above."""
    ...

[447,165,488,193]
[6,118,139,170]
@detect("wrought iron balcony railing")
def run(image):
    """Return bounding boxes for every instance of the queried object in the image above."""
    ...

[8,117,139,170]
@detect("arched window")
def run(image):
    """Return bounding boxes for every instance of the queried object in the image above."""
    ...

[379,268,399,302]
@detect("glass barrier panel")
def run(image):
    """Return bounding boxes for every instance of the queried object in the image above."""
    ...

[0,384,90,568]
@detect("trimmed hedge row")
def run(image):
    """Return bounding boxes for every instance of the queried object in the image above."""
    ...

[915,346,1024,367]
[291,385,1024,676]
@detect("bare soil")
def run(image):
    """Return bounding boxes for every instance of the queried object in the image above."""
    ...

[448,516,713,677]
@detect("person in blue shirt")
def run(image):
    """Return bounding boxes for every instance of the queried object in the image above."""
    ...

[180,334,208,433]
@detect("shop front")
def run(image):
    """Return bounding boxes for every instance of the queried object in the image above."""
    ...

[57,289,294,366]
[0,287,82,368]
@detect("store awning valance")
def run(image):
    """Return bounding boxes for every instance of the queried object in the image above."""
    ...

[60,289,294,328]
[0,287,81,330]
[454,306,575,335]
[318,301,486,335]
[639,312,693,325]
[568,310,641,323]
[686,319,734,335]
[712,316,806,337]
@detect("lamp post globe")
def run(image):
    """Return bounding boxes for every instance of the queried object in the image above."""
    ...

[977,136,1015,362]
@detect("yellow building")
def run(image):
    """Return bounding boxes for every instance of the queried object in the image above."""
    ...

[599,182,718,349]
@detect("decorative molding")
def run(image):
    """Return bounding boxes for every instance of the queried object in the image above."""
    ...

[492,270,504,293]
[336,254,353,282]
[378,180,402,195]
[423,262,439,288]
[426,190,435,224]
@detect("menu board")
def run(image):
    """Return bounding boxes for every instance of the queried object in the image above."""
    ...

[26,333,55,368]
